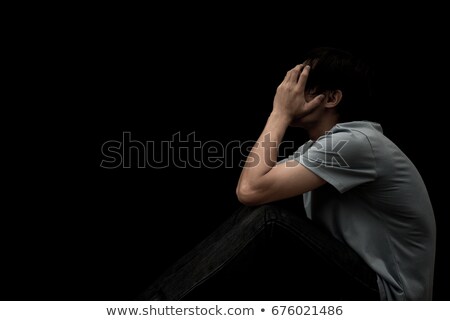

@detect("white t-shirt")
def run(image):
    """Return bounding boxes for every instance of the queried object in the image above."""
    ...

[286,121,436,300]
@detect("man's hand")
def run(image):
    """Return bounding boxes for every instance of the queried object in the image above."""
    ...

[273,64,325,121]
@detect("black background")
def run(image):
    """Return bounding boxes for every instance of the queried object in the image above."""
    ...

[5,5,448,300]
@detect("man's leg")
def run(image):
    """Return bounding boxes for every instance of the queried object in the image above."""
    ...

[136,204,379,300]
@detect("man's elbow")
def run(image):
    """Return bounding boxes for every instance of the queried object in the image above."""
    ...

[236,184,266,206]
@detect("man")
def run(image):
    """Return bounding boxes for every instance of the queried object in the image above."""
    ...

[236,47,436,300]
[139,47,435,301]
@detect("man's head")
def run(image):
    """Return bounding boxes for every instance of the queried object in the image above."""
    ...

[292,47,372,126]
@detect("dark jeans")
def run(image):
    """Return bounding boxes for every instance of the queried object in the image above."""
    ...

[137,204,379,301]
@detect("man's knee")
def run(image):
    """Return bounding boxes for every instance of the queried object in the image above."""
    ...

[243,204,297,225]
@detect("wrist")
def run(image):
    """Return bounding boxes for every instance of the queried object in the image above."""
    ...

[269,111,293,125]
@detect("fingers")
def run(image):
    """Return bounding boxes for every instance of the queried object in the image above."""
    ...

[305,94,325,110]
[284,64,303,83]
[297,65,311,92]
[298,94,325,119]
[289,64,303,82]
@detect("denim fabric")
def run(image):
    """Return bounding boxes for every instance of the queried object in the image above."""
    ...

[137,204,379,300]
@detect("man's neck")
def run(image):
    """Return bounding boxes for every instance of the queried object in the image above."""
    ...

[307,116,340,141]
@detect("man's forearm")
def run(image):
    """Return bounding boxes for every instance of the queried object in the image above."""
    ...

[237,111,291,190]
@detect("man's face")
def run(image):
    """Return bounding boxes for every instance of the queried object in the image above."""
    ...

[289,90,327,128]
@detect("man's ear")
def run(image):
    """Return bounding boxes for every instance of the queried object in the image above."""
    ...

[324,90,343,109]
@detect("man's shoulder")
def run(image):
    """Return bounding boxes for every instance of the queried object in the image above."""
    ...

[332,121,383,137]
[318,121,385,149]
[312,121,381,152]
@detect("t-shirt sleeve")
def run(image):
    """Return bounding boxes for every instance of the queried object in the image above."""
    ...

[295,130,377,193]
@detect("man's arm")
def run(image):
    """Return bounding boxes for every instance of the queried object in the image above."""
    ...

[236,64,326,206]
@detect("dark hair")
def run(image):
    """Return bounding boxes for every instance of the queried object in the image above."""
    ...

[302,47,372,121]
